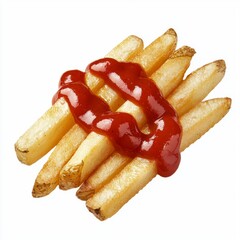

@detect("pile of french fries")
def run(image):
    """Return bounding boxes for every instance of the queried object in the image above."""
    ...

[15,28,231,220]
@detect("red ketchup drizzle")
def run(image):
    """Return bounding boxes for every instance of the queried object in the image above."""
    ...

[53,58,182,177]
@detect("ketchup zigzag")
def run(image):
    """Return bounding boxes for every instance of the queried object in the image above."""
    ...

[53,58,182,177]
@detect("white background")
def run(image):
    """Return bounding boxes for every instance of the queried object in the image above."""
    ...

[0,0,239,239]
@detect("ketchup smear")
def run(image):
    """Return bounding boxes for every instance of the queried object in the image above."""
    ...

[53,58,182,177]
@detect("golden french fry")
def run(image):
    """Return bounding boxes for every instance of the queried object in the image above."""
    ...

[86,97,231,220]
[59,30,178,190]
[132,28,177,75]
[167,60,226,116]
[106,35,144,61]
[32,125,87,197]
[32,35,144,197]
[15,35,143,166]
[76,46,196,200]
[152,46,196,97]
[179,98,231,151]
[15,98,75,165]
[87,157,157,221]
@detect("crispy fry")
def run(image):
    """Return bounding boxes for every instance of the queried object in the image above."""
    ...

[86,98,231,220]
[15,98,75,165]
[132,28,177,75]
[179,98,231,151]
[59,30,178,189]
[32,35,144,197]
[77,46,196,200]
[60,58,225,190]
[152,46,196,97]
[167,60,226,116]
[32,125,87,197]
[15,35,143,165]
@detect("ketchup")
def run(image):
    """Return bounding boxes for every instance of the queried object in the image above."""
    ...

[53,58,182,177]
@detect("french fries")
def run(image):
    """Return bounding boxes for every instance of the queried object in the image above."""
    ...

[15,34,143,165]
[59,29,178,190]
[167,59,226,116]
[179,98,231,151]
[76,46,197,199]
[32,29,178,196]
[61,58,225,191]
[86,97,231,220]
[15,98,74,165]
[31,35,144,197]
[32,125,87,197]
[76,60,226,200]
[14,28,231,221]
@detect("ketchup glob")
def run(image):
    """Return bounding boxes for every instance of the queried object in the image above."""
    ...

[53,58,182,177]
